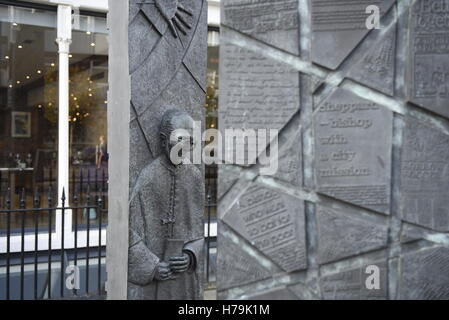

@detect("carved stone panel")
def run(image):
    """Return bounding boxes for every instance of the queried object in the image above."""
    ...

[219,37,300,165]
[273,130,302,187]
[222,183,306,272]
[408,0,449,119]
[246,286,299,300]
[400,117,449,232]
[399,247,449,299]
[126,0,207,300]
[217,229,273,291]
[217,165,241,200]
[316,206,388,264]
[347,24,397,96]
[222,0,299,55]
[314,88,393,214]
[130,0,206,119]
[321,261,388,300]
[129,106,152,188]
[129,9,162,75]
[311,0,395,70]
[400,224,427,244]
[216,0,449,301]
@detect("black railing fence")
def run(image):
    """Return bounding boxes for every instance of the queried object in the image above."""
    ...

[1,165,216,300]
[0,168,107,300]
[0,167,108,212]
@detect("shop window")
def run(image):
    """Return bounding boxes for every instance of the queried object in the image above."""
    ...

[0,5,108,233]
[68,14,108,228]
[205,28,219,219]
[0,5,58,232]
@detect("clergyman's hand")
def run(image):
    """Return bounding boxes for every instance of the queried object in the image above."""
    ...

[154,261,173,281]
[169,252,191,273]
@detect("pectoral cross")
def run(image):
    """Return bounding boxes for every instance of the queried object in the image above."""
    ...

[161,217,176,238]
[162,164,177,238]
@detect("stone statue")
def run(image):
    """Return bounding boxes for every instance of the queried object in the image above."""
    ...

[128,109,204,300]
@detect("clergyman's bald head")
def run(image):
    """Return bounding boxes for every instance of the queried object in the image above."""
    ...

[160,109,194,139]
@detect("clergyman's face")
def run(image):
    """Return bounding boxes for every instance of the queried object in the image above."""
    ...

[165,115,194,164]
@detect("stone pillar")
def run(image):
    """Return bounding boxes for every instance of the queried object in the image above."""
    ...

[218,0,449,300]
[107,0,207,300]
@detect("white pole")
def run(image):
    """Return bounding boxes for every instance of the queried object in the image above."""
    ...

[56,5,72,235]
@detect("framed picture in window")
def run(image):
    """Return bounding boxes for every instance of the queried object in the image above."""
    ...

[11,111,31,138]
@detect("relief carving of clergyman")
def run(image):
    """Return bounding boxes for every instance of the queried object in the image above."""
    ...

[128,109,204,300]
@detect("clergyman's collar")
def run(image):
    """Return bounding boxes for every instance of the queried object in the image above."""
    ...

[160,154,185,174]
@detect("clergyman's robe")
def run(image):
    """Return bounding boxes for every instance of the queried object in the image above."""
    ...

[127,156,205,300]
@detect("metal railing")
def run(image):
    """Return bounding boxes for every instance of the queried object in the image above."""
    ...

[0,171,107,300]
[1,164,216,299]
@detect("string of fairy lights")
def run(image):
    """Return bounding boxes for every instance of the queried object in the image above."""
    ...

[3,21,107,124]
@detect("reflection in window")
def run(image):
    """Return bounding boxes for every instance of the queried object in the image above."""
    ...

[0,5,58,232]
[205,29,219,218]
[0,7,109,232]
[206,30,219,131]
[68,15,108,228]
